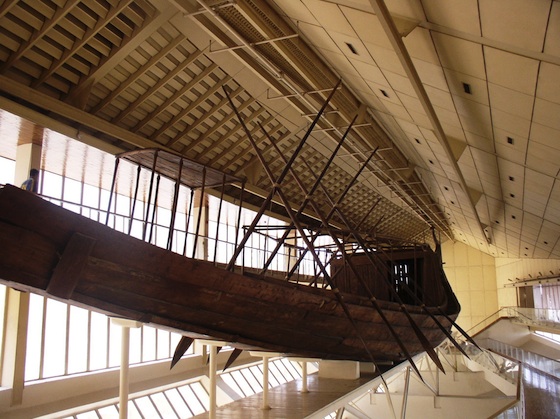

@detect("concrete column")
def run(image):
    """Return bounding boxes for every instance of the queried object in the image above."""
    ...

[192,189,208,260]
[0,122,44,405]
[318,360,360,379]
[15,121,43,192]
[111,318,142,419]
[0,289,29,406]
[208,344,217,419]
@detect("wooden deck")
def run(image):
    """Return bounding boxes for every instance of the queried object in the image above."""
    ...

[194,372,377,419]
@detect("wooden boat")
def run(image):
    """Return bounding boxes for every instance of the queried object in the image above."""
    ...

[0,183,460,365]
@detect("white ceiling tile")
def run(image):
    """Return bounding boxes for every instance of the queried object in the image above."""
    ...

[384,0,426,19]
[484,47,539,95]
[458,111,493,139]
[544,196,560,222]
[364,43,405,75]
[533,98,560,131]
[298,22,340,53]
[424,84,453,108]
[480,179,502,200]
[442,122,467,142]
[403,27,440,64]
[342,72,375,95]
[480,0,550,52]
[433,104,461,127]
[394,118,421,137]
[432,32,486,79]
[492,108,531,139]
[470,148,498,174]
[340,6,392,49]
[382,100,413,121]
[385,71,416,97]
[463,132,493,153]
[538,220,560,248]
[536,62,560,105]
[303,0,355,36]
[351,60,385,84]
[544,2,560,55]
[495,141,526,166]
[320,48,359,75]
[498,158,525,183]
[488,83,534,119]
[273,0,318,24]
[526,141,560,177]
[444,69,488,106]
[422,0,481,36]
[414,59,449,91]
[524,169,554,199]
[529,122,560,150]
[408,109,432,130]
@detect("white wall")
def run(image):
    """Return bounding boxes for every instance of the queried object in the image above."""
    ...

[442,241,499,333]
[495,258,560,308]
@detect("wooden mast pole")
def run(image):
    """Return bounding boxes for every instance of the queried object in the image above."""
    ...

[257,133,428,376]
[225,79,341,271]
[257,114,358,276]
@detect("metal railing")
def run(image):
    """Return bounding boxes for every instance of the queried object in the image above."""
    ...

[486,338,560,380]
[467,307,560,337]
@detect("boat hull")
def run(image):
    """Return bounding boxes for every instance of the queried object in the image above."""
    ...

[0,185,458,362]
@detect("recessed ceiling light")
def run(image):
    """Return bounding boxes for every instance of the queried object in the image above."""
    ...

[345,42,358,55]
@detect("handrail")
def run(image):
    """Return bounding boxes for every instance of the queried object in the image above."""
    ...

[466,306,560,337]
[486,338,560,380]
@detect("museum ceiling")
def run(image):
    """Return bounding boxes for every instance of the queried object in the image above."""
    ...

[0,0,559,258]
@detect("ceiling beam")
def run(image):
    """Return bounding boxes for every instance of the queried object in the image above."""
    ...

[368,0,489,244]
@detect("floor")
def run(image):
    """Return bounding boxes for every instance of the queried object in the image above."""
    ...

[193,373,376,418]
[522,366,560,419]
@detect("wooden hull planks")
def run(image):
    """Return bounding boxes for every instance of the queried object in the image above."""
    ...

[0,185,459,363]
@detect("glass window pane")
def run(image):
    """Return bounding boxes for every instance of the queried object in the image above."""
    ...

[178,384,205,415]
[157,329,170,360]
[108,321,122,368]
[68,305,89,374]
[25,293,45,381]
[90,312,108,370]
[142,326,156,362]
[43,299,68,378]
[134,396,159,418]
[98,405,119,419]
[129,327,142,364]
[151,393,178,419]
[164,388,193,418]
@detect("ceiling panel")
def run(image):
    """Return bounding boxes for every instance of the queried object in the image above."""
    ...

[0,0,558,259]
[479,0,550,52]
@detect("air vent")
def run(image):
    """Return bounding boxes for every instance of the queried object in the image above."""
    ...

[507,137,514,144]
[462,82,472,94]
[380,89,389,98]
[509,176,514,181]
[345,43,358,55]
